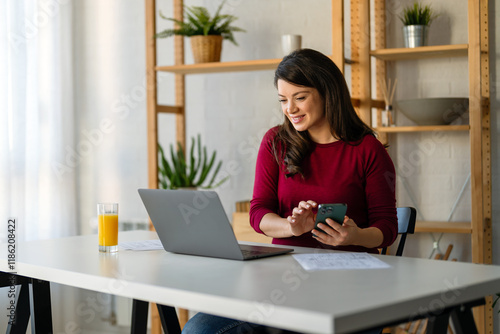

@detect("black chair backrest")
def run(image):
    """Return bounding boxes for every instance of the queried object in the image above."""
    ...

[381,207,416,257]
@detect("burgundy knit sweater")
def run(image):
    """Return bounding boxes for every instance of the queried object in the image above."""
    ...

[250,127,398,253]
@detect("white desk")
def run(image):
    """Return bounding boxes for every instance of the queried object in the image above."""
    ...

[2,231,500,333]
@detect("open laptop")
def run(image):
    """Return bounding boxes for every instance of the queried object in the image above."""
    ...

[138,189,293,261]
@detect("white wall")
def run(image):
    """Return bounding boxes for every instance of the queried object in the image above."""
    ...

[175,0,334,216]
[67,0,499,332]
[174,0,476,264]
[383,0,472,261]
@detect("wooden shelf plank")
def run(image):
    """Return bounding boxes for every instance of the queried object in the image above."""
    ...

[376,125,469,133]
[371,99,385,109]
[156,56,353,75]
[156,58,283,74]
[370,44,468,61]
[156,104,183,114]
[351,98,385,109]
[415,221,472,234]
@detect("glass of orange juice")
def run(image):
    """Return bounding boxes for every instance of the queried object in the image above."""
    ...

[97,203,119,252]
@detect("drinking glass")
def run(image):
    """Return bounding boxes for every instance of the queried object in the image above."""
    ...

[97,203,119,252]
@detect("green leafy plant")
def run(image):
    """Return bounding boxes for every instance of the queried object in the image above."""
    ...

[158,135,229,190]
[400,2,437,26]
[155,0,245,45]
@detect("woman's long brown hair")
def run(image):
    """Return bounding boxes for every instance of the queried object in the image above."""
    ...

[273,48,374,176]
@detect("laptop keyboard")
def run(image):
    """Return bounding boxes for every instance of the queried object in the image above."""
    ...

[241,249,266,257]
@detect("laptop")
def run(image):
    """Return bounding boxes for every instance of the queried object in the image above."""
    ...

[138,188,293,261]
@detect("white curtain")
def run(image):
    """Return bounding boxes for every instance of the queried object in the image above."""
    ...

[0,0,77,241]
[0,1,80,332]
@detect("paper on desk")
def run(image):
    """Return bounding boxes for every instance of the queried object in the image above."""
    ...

[119,240,164,251]
[293,252,390,271]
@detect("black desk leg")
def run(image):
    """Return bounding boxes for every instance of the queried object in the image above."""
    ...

[449,299,483,334]
[426,310,451,334]
[6,282,30,334]
[30,279,53,334]
[157,304,182,334]
[131,299,149,334]
[426,299,483,334]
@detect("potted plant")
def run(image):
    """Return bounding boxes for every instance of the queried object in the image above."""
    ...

[158,135,229,190]
[399,2,437,48]
[155,0,245,63]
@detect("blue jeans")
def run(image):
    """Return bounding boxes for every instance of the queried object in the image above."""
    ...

[181,312,383,334]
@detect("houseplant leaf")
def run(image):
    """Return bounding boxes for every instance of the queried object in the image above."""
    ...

[157,135,228,189]
[155,0,245,45]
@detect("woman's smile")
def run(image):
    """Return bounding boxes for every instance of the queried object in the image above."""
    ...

[290,115,305,123]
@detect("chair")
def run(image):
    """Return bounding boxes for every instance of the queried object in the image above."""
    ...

[381,207,417,257]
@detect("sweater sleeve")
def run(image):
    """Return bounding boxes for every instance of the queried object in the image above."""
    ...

[362,136,398,248]
[249,128,280,234]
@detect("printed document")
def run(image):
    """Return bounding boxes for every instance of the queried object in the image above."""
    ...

[119,239,164,251]
[293,252,390,271]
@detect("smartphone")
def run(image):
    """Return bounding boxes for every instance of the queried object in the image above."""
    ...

[314,203,348,234]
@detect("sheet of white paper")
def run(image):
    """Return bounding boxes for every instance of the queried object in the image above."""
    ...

[293,252,391,271]
[119,240,164,251]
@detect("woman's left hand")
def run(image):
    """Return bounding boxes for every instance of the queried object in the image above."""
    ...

[312,216,360,246]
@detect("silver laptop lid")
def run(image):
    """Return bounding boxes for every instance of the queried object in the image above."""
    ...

[138,188,245,260]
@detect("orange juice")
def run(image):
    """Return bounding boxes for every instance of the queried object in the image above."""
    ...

[98,214,118,246]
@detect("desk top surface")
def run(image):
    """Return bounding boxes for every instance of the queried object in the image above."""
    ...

[2,231,500,333]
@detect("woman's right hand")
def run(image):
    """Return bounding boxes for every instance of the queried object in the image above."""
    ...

[287,200,317,236]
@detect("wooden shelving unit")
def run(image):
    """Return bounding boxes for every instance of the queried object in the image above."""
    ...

[370,44,468,60]
[365,0,490,253]
[145,0,491,332]
[376,125,469,133]
[415,221,472,234]
[365,0,492,332]
[156,55,353,75]
[156,58,284,75]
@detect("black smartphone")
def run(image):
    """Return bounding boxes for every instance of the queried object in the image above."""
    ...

[314,203,348,234]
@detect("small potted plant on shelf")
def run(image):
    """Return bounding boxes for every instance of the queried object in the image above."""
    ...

[400,1,437,48]
[158,135,229,190]
[155,0,245,63]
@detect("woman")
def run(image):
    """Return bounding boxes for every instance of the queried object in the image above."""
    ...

[250,48,397,252]
[182,49,396,334]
